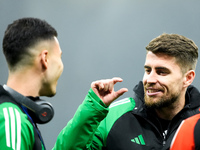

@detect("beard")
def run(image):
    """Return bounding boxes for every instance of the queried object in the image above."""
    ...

[144,92,179,109]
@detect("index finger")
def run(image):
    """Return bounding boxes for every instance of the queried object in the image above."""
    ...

[112,77,123,84]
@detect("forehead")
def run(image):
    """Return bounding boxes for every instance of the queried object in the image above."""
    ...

[51,37,62,53]
[145,51,181,70]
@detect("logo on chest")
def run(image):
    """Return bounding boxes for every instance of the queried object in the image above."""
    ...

[131,134,146,145]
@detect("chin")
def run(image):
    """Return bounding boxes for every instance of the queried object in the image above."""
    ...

[40,88,56,97]
[48,90,56,97]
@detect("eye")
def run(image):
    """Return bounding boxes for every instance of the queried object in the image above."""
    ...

[144,68,151,75]
[156,69,168,76]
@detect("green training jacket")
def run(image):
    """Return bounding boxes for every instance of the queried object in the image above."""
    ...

[53,88,135,149]
[0,85,45,150]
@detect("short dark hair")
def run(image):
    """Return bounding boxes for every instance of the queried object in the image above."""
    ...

[3,17,57,70]
[146,33,198,73]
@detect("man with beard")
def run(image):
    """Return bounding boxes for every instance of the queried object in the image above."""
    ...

[53,33,200,150]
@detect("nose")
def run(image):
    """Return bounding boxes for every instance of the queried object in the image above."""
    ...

[143,71,158,84]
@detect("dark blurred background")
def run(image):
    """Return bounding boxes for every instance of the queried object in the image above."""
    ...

[1,1,200,149]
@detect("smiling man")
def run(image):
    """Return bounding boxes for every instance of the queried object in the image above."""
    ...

[143,51,192,120]
[53,33,200,150]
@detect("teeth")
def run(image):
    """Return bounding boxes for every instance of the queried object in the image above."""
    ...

[148,89,158,93]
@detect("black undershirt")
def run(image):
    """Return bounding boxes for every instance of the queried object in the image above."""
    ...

[158,117,170,138]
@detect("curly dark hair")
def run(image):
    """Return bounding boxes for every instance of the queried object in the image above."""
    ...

[3,17,57,71]
[146,33,198,73]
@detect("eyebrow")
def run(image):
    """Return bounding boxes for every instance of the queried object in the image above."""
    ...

[144,65,169,70]
[144,65,150,69]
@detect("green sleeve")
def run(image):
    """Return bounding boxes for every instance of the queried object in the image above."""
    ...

[0,102,36,150]
[52,88,109,150]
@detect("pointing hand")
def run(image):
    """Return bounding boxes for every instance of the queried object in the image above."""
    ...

[91,77,128,106]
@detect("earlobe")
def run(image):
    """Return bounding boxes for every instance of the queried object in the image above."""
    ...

[41,50,48,70]
[184,70,195,87]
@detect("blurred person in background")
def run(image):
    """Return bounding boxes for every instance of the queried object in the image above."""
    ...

[170,113,200,150]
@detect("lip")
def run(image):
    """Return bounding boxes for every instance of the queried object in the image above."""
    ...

[146,88,163,96]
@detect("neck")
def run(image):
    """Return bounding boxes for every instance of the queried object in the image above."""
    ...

[6,69,42,97]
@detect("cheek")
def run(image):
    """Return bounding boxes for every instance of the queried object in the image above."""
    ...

[52,58,63,71]
[142,74,147,84]
[167,77,184,91]
[58,61,64,75]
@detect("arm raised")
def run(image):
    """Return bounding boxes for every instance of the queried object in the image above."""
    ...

[91,77,128,106]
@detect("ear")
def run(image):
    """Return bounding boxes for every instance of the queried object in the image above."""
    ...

[183,70,195,88]
[40,50,48,70]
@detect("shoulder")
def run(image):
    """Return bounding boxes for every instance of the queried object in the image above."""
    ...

[105,96,143,123]
[170,114,200,150]
[185,113,200,123]
[178,114,200,133]
[101,97,136,127]
[97,97,136,142]
[0,102,24,118]
[109,97,135,109]
[174,114,200,137]
[0,102,34,131]
[0,102,35,149]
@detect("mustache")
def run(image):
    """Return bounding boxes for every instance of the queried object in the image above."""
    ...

[144,83,164,91]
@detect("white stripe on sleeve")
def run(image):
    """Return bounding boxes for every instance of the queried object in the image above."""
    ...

[3,108,10,148]
[3,107,22,150]
[15,108,21,150]
[9,107,16,150]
